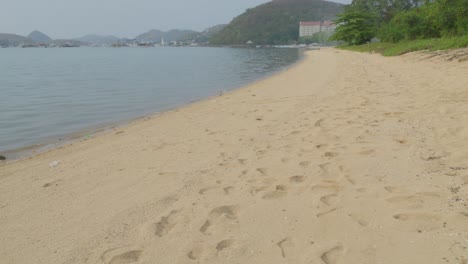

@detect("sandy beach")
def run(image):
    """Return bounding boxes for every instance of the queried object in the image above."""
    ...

[1,48,467,264]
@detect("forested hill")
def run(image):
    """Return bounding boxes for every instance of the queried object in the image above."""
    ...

[210,0,344,45]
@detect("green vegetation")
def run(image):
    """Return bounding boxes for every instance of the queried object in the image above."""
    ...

[332,0,468,53]
[298,31,335,44]
[330,11,376,44]
[339,35,468,56]
[210,0,344,45]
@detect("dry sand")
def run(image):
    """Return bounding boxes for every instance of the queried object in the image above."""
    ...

[1,48,467,264]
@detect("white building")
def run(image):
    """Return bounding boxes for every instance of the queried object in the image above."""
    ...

[299,21,336,37]
[299,22,321,37]
[321,21,337,32]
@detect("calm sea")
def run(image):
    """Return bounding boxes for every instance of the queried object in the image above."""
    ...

[0,47,300,154]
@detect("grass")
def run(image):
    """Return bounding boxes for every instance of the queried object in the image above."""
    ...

[338,35,468,56]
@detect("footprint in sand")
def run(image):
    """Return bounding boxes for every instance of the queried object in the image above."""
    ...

[223,186,234,195]
[154,210,179,237]
[324,152,339,158]
[384,186,407,193]
[392,213,442,232]
[317,207,339,218]
[256,168,268,176]
[199,187,217,195]
[187,245,205,260]
[321,245,344,264]
[289,130,302,135]
[250,185,270,196]
[359,149,375,155]
[348,214,369,227]
[289,175,306,183]
[315,118,325,127]
[311,183,342,193]
[200,205,239,235]
[320,193,339,206]
[386,192,441,209]
[383,112,404,117]
[262,185,288,199]
[101,247,143,264]
[199,186,234,196]
[216,239,235,253]
[316,144,328,149]
[299,161,311,167]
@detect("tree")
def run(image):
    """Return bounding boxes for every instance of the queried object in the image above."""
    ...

[351,0,420,24]
[434,0,468,36]
[299,31,335,44]
[332,0,467,45]
[378,0,468,41]
[379,4,439,41]
[299,36,316,44]
[330,10,377,45]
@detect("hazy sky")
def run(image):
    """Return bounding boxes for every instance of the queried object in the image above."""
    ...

[1,0,350,39]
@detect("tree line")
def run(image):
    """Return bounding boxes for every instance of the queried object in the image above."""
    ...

[331,0,468,45]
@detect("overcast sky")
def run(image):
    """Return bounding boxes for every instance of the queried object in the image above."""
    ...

[1,0,350,39]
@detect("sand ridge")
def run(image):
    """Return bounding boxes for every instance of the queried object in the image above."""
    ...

[0,48,467,264]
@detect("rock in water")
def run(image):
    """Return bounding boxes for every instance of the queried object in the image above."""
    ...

[0,155,6,160]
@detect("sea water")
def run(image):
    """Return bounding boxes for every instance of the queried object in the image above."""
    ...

[0,47,300,153]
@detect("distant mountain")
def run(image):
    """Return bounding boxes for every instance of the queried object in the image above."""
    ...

[201,24,227,38]
[135,29,163,42]
[0,33,32,47]
[180,25,228,44]
[210,0,344,45]
[75,34,120,45]
[135,29,199,43]
[168,29,200,41]
[28,30,52,43]
[0,24,228,48]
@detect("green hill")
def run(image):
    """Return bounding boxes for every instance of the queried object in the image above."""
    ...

[210,0,344,45]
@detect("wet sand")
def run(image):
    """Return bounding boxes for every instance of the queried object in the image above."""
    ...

[0,48,467,264]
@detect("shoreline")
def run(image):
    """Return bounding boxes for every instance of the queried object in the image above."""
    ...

[1,48,467,264]
[0,48,307,163]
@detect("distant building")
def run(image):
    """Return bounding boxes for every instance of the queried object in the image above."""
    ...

[299,21,336,37]
[321,21,336,32]
[299,22,321,37]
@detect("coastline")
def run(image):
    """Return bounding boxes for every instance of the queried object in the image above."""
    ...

[0,47,306,163]
[1,48,467,264]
